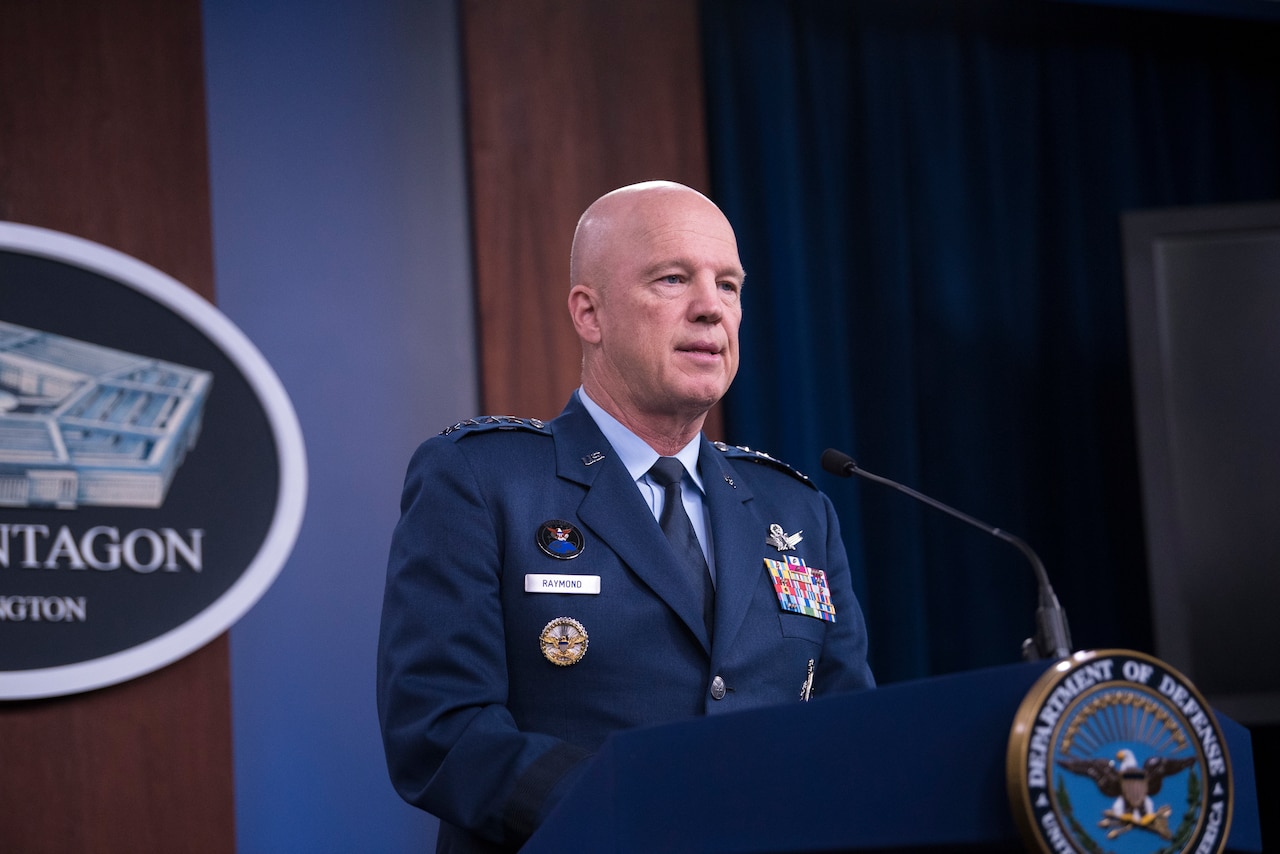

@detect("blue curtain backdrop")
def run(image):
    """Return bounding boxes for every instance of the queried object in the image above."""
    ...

[701,0,1280,683]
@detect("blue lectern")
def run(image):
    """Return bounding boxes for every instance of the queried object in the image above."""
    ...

[523,661,1261,853]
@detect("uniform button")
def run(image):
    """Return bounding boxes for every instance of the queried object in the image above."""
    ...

[710,675,726,700]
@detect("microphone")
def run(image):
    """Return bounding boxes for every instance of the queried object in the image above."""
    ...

[820,448,1073,661]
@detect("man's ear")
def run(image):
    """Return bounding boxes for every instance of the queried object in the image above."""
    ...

[568,284,603,344]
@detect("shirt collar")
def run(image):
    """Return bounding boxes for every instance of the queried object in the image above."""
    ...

[577,387,705,494]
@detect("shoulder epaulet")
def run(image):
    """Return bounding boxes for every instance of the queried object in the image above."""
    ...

[713,441,815,489]
[439,415,551,437]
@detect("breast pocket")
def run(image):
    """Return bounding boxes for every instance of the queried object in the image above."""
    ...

[777,610,827,644]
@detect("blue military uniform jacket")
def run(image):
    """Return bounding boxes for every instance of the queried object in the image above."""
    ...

[377,394,874,853]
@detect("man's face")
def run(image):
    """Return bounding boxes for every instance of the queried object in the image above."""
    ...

[575,189,745,425]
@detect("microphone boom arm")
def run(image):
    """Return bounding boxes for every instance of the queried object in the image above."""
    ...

[821,449,1073,661]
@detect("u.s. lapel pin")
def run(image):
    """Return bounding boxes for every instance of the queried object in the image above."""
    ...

[582,450,605,466]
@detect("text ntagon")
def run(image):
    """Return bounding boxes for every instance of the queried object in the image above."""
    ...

[0,524,204,573]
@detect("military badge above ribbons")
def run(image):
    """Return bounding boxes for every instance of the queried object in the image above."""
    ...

[1007,649,1232,854]
[765,555,835,622]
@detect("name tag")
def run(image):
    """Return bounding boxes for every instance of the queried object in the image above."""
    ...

[525,574,601,594]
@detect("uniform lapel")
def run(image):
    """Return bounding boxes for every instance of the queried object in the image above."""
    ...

[552,397,712,652]
[699,440,761,654]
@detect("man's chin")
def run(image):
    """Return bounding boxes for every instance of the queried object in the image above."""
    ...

[667,386,727,418]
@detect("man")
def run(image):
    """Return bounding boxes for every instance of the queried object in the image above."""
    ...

[377,181,874,853]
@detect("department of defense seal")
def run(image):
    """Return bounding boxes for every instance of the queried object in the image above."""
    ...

[539,616,588,666]
[1007,649,1232,854]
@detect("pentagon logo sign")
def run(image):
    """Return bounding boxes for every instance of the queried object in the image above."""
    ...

[1008,649,1232,854]
[0,222,306,699]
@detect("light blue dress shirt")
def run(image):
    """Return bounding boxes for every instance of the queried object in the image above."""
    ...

[578,387,715,582]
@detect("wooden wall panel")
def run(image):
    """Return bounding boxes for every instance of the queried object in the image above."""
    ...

[0,1,234,851]
[462,0,722,436]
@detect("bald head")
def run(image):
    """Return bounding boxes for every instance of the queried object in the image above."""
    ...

[570,181,736,293]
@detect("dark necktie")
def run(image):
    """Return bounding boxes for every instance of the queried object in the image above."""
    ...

[648,456,715,639]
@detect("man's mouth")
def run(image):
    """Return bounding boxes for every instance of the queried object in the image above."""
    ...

[678,341,721,356]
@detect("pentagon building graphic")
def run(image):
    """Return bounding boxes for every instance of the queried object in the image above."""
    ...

[0,320,211,509]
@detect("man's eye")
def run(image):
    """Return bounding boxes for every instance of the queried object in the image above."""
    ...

[663,275,682,284]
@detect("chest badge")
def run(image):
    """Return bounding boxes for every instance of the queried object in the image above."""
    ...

[766,523,803,551]
[536,519,584,559]
[540,616,588,666]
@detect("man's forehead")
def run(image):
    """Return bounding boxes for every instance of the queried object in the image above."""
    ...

[637,213,742,265]
[572,183,744,284]
[642,217,735,245]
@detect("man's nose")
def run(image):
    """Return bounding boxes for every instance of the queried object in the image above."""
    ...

[686,274,723,322]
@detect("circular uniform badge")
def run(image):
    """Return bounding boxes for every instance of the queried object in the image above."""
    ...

[1007,649,1232,854]
[536,519,584,559]
[539,616,588,666]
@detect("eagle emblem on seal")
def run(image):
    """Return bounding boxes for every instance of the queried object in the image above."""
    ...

[1059,748,1195,840]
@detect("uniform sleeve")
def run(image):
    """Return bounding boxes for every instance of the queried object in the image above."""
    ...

[815,490,876,694]
[376,438,591,846]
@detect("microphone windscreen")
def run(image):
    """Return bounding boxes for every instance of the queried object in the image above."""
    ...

[820,448,856,477]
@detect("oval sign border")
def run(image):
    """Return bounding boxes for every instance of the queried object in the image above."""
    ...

[0,221,307,700]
